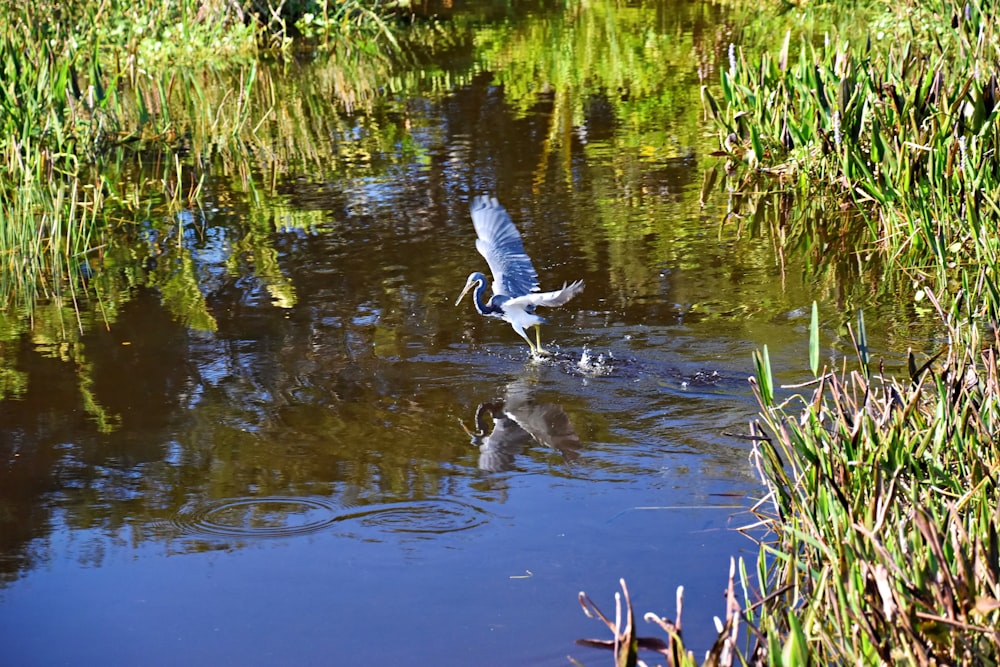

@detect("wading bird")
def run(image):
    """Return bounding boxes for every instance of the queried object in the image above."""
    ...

[455,196,584,355]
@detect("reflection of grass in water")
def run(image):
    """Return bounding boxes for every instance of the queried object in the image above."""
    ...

[0,0,259,430]
[1,179,95,320]
[0,0,412,434]
[476,0,714,179]
[0,0,409,323]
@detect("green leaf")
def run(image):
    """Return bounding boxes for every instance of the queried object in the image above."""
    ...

[782,612,808,665]
[809,301,819,377]
[753,345,774,407]
[750,123,763,166]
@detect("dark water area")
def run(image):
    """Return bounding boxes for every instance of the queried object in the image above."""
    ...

[0,1,944,665]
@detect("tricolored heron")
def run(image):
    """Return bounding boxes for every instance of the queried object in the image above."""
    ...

[455,196,584,355]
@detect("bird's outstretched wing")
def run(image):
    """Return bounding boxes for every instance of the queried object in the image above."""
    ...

[470,196,540,298]
[505,279,584,310]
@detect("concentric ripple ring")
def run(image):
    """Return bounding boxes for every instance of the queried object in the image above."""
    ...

[171,496,343,539]
[345,498,491,535]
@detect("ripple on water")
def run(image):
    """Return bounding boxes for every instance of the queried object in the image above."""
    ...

[165,496,491,540]
[345,499,492,536]
[170,496,344,539]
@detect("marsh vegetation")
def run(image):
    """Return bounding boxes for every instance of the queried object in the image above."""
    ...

[581,0,1000,663]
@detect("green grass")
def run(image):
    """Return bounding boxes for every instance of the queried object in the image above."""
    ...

[743,297,1000,663]
[575,297,1000,665]
[704,0,1000,318]
[567,0,1000,663]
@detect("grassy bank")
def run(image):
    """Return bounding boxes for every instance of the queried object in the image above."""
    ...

[575,0,1000,663]
[703,0,1000,307]
[707,0,1000,663]
[577,301,1000,665]
[743,302,1000,664]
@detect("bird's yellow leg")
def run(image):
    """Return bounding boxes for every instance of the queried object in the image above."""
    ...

[517,329,538,356]
[533,326,551,356]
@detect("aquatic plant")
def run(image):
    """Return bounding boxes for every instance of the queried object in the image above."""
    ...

[293,0,403,51]
[574,565,752,667]
[744,297,1000,663]
[0,0,411,317]
[692,3,1000,660]
[576,295,1000,665]
[704,0,1000,310]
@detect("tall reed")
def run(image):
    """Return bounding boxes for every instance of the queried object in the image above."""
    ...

[745,298,1000,663]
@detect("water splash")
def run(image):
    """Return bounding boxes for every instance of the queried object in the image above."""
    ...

[577,346,615,377]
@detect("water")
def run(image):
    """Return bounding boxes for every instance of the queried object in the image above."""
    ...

[0,1,938,664]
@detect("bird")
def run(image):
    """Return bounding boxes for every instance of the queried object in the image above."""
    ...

[455,196,585,356]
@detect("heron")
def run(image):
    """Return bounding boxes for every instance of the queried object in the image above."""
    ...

[455,195,585,356]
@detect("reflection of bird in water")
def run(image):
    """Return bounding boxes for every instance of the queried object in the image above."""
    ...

[461,380,581,472]
[455,196,585,356]
[463,400,530,472]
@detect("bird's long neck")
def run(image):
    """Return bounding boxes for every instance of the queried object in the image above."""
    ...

[471,277,503,316]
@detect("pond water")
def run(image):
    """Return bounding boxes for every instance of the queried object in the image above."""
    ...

[0,1,941,665]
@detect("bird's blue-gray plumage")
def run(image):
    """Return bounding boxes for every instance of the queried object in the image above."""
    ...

[470,196,539,299]
[456,196,584,355]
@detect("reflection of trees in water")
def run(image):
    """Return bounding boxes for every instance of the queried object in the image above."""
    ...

[0,292,192,584]
[0,260,461,582]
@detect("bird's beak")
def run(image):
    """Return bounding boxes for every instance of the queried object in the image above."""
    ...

[455,282,474,306]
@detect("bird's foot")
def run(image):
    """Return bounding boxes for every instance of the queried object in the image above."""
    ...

[530,346,553,359]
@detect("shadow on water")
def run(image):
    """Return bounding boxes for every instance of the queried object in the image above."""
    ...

[0,0,948,665]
